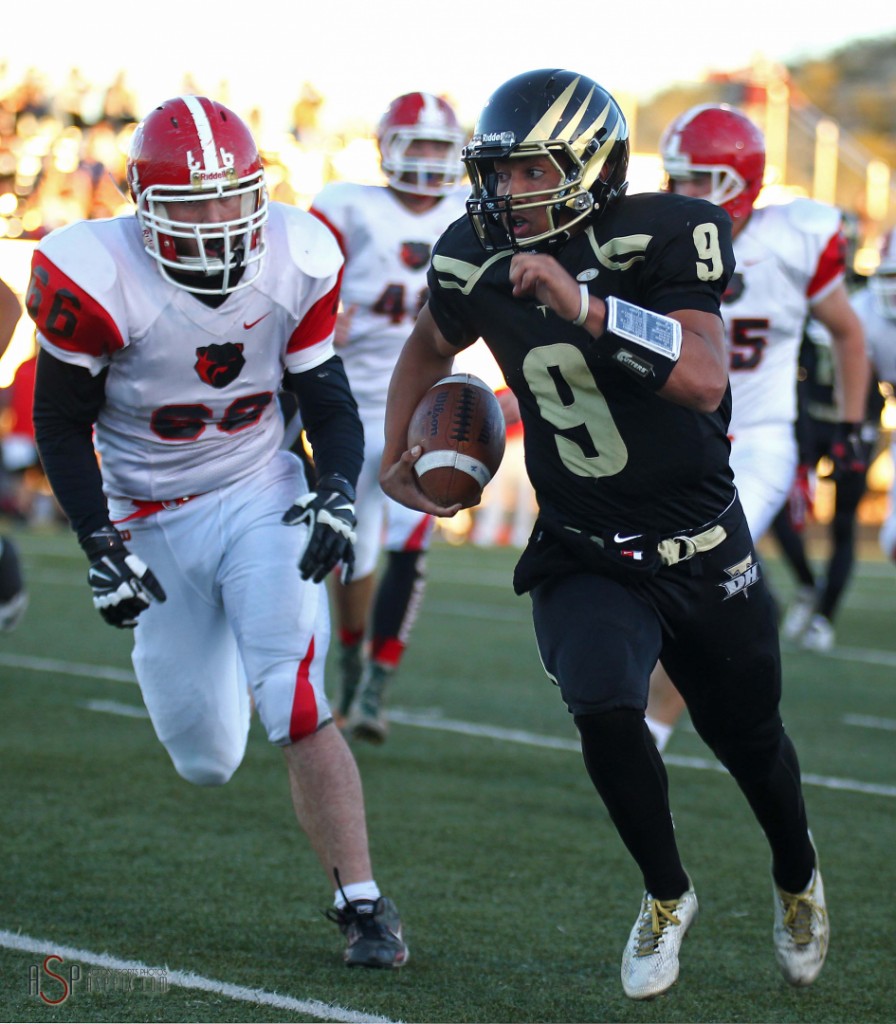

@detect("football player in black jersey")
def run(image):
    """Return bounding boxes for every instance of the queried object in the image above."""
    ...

[379,69,828,999]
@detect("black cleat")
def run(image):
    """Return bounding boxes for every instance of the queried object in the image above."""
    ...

[326,897,409,969]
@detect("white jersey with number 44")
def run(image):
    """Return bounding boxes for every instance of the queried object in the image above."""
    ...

[310,181,468,418]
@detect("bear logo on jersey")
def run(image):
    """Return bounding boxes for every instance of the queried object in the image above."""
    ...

[400,242,431,270]
[194,343,246,388]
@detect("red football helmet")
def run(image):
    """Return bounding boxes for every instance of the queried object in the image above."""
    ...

[660,104,766,223]
[870,229,896,319]
[376,92,465,197]
[127,96,268,295]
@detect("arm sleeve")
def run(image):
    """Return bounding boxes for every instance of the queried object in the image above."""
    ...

[32,347,110,543]
[282,353,364,490]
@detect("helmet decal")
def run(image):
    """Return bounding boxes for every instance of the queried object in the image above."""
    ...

[660,104,765,223]
[376,91,465,197]
[463,69,629,252]
[126,96,268,296]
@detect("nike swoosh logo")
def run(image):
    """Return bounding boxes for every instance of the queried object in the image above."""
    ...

[613,532,641,543]
[243,313,271,330]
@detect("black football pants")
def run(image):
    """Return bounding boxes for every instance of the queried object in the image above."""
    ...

[530,500,815,897]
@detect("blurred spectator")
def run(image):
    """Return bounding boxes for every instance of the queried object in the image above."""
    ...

[78,119,132,217]
[0,64,421,242]
[101,72,138,129]
[10,68,52,123]
[56,67,92,129]
[180,72,204,98]
[292,82,324,142]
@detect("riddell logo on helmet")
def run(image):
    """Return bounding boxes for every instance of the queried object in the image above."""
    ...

[473,132,515,145]
[191,169,235,183]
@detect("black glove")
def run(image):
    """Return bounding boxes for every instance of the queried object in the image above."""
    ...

[828,421,868,482]
[282,473,357,584]
[81,525,167,628]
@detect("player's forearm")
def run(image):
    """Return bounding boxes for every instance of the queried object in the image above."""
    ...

[581,297,728,413]
[33,348,111,542]
[832,327,872,422]
[658,315,729,412]
[284,354,364,488]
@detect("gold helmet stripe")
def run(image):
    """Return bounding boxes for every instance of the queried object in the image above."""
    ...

[556,91,595,142]
[522,78,583,144]
[581,120,622,191]
[570,100,613,157]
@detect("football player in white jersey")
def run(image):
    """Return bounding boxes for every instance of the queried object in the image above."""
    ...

[0,274,28,631]
[308,92,467,743]
[28,96,408,969]
[854,232,896,563]
[645,103,869,751]
[771,313,881,654]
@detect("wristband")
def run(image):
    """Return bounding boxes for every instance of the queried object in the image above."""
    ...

[571,283,590,327]
[606,296,682,359]
[314,472,356,502]
[595,297,682,392]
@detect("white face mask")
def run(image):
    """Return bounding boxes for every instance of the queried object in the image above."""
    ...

[138,172,269,295]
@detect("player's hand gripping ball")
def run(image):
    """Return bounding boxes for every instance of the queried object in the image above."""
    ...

[408,374,506,507]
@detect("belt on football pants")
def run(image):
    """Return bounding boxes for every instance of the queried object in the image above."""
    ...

[112,494,199,524]
[657,523,728,567]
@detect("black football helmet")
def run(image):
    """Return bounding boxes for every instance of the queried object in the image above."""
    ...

[463,69,629,252]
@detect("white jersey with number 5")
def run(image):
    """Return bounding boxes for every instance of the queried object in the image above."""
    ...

[722,198,846,539]
[725,198,845,434]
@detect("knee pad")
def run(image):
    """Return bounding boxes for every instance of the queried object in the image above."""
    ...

[171,752,239,787]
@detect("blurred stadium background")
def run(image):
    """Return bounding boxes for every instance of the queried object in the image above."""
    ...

[0,41,894,535]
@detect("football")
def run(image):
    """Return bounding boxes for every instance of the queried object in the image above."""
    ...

[408,373,506,507]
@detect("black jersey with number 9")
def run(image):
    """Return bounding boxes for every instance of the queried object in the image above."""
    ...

[427,191,736,535]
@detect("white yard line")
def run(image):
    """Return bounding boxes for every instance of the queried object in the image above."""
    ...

[843,713,896,732]
[385,709,896,799]
[1,929,398,1024]
[71,692,896,801]
[82,698,148,718]
[0,652,135,683]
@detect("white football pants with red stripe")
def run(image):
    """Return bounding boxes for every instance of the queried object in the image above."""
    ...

[110,449,332,785]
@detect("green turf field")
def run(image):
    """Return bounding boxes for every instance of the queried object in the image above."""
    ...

[1,524,893,1023]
